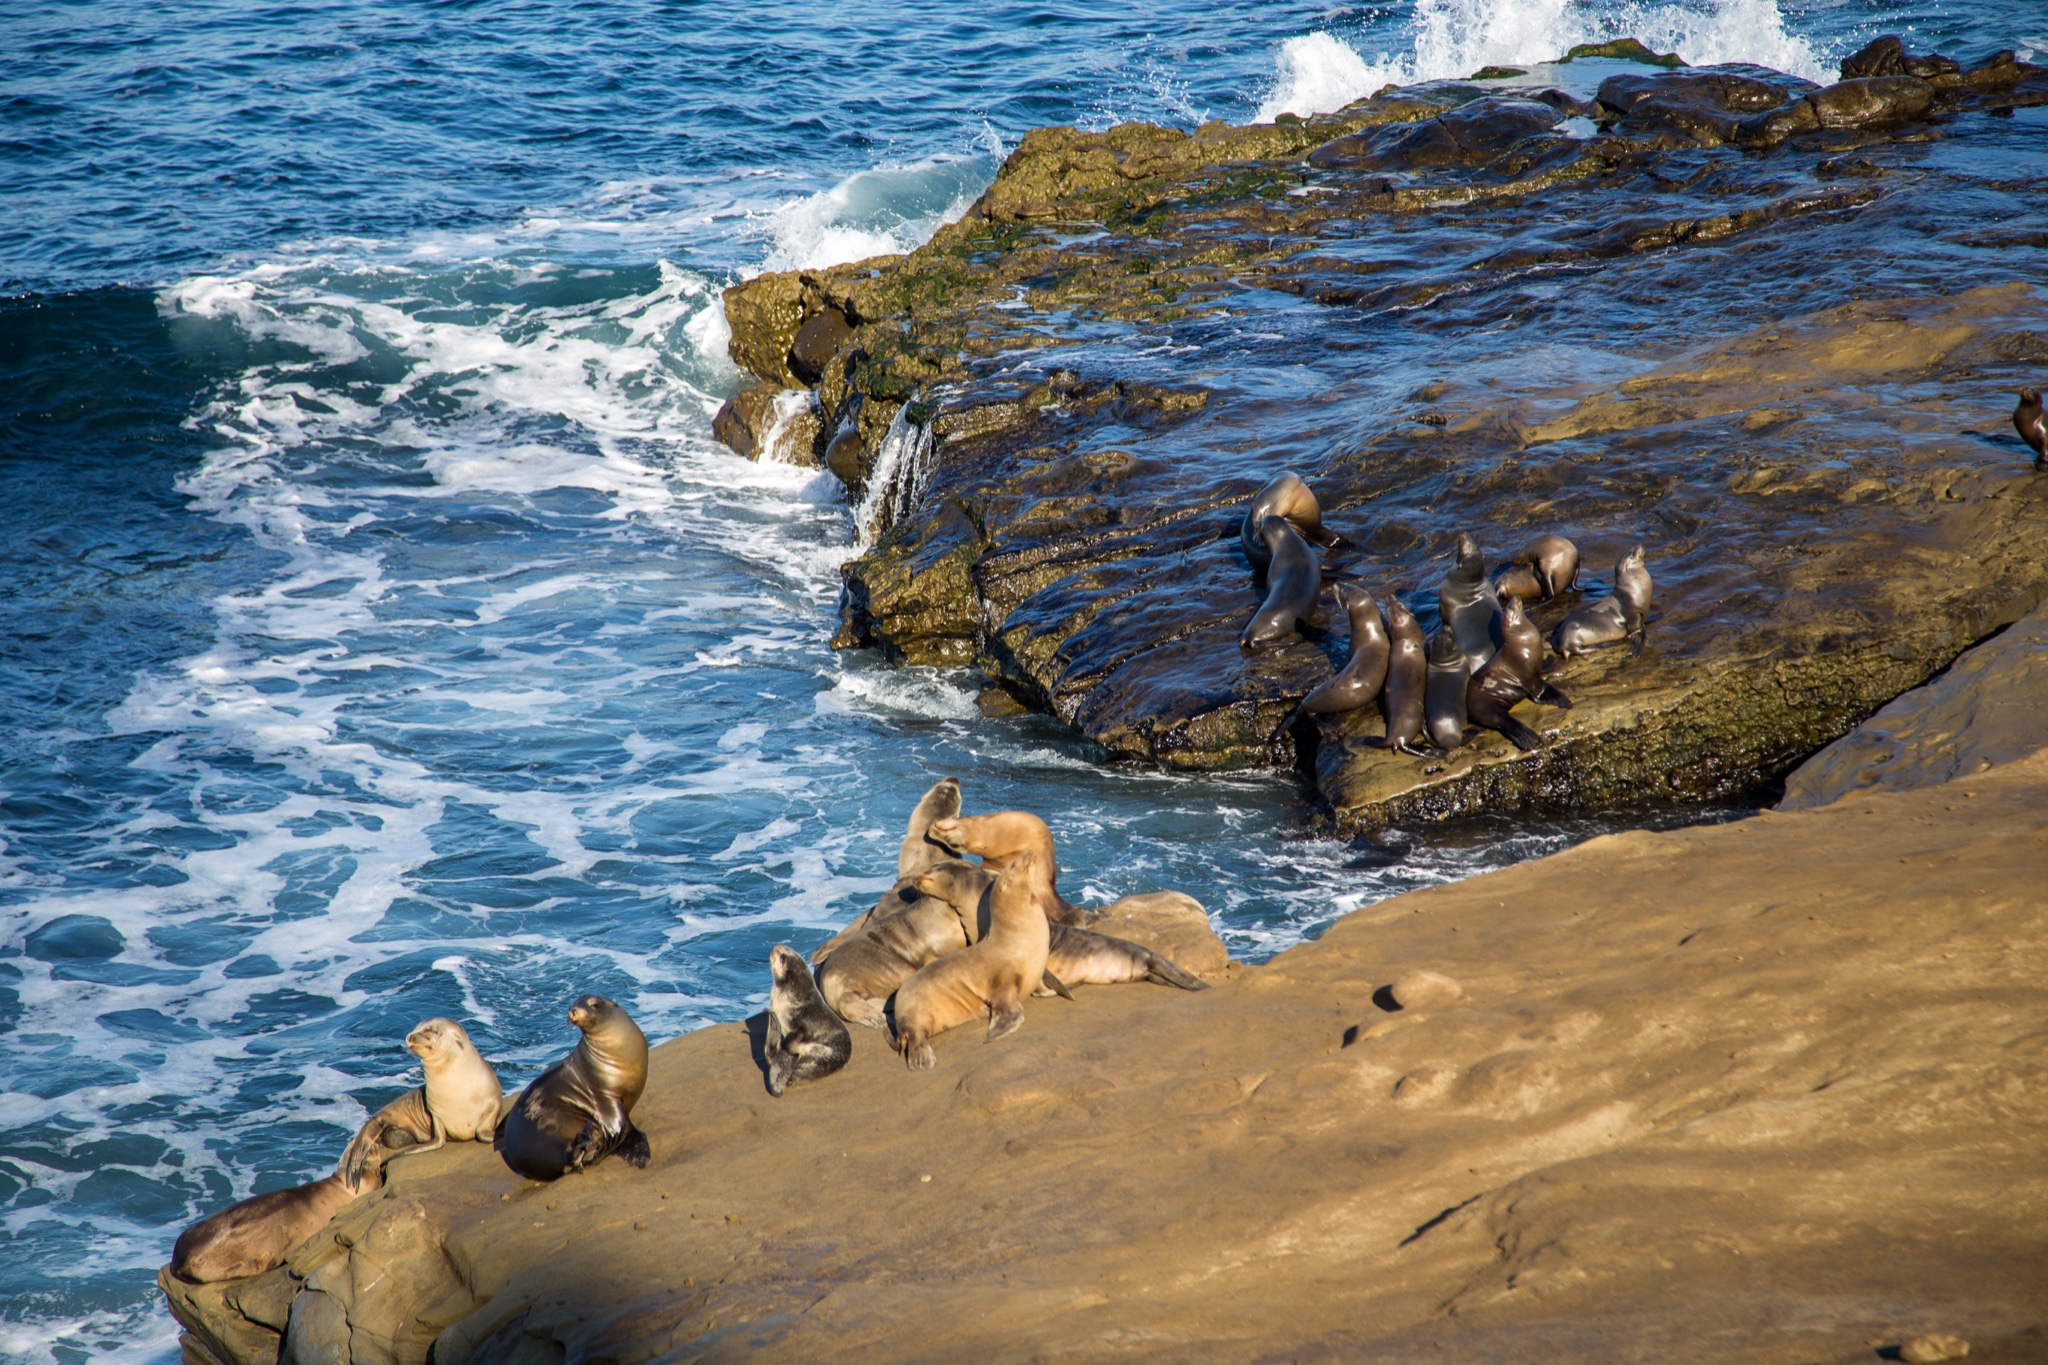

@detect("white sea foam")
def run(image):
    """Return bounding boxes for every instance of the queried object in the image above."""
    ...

[752,142,1004,276]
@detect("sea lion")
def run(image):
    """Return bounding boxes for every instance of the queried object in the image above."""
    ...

[1240,515,1321,650]
[812,776,964,966]
[911,862,1202,993]
[1424,628,1469,751]
[1466,595,1572,751]
[1438,532,1501,675]
[1239,472,1343,568]
[1493,534,1581,603]
[892,851,1053,1070]
[764,945,852,1095]
[171,1137,385,1284]
[1289,585,1389,725]
[815,876,975,1027]
[340,1016,503,1185]
[2016,387,2046,469]
[925,809,1097,926]
[494,995,650,1181]
[1372,594,1432,757]
[1552,545,1652,657]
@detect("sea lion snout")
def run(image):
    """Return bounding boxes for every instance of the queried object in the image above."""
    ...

[568,995,612,1029]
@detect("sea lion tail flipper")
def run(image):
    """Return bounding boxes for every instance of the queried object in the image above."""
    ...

[1536,682,1573,709]
[1393,739,1439,759]
[617,1123,651,1169]
[1143,953,1209,991]
[1041,969,1076,1001]
[1497,715,1543,751]
[340,1122,382,1189]
[839,994,887,1029]
[986,1002,1026,1042]
[1269,701,1309,744]
[1628,629,1647,657]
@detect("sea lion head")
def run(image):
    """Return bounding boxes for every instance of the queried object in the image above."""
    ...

[910,861,993,917]
[768,944,807,988]
[568,995,625,1032]
[405,1017,476,1065]
[2022,386,2041,404]
[1454,531,1482,569]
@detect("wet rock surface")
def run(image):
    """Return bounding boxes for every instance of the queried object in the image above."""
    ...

[161,707,2048,1364]
[713,44,2048,829]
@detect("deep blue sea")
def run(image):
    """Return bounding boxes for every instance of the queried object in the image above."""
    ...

[2,0,2041,1357]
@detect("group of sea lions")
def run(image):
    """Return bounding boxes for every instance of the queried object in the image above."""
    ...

[767,777,1208,1081]
[170,995,653,1284]
[1237,472,1653,756]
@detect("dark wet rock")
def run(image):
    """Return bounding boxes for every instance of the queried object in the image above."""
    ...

[1309,97,1563,172]
[1806,76,1934,131]
[1560,38,1685,68]
[1597,67,1819,146]
[788,306,855,386]
[712,383,821,465]
[1840,35,1908,81]
[1467,66,1526,82]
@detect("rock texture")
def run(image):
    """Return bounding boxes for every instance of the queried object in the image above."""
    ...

[712,44,2048,830]
[164,712,2048,1363]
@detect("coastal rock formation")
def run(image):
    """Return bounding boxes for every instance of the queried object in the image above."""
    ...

[161,675,2048,1363]
[713,42,2048,828]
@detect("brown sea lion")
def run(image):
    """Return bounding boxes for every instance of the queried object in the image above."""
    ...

[1493,534,1581,603]
[911,862,1202,993]
[170,1139,385,1284]
[1553,545,1652,657]
[340,1016,502,1185]
[1371,594,1432,757]
[812,776,963,966]
[1424,627,1469,752]
[1239,471,1344,568]
[1466,595,1572,751]
[1287,585,1388,729]
[1438,532,1500,675]
[494,995,650,1181]
[2016,387,2046,470]
[925,809,1097,925]
[892,851,1053,1070]
[1240,515,1322,650]
[815,879,975,1027]
[764,945,852,1095]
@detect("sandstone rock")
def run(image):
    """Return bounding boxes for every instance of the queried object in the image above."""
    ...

[1901,1333,1971,1363]
[1088,890,1229,975]
[1388,969,1465,1010]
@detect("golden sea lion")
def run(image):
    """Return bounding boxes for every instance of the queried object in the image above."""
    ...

[340,1016,502,1185]
[891,851,1052,1070]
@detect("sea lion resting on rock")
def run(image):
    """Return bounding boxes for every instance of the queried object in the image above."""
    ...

[1239,471,1344,569]
[340,1016,502,1185]
[764,945,852,1095]
[1553,545,1652,657]
[925,809,1098,926]
[2016,387,2046,470]
[1439,531,1501,676]
[171,1133,387,1284]
[1370,594,1433,757]
[1282,585,1388,736]
[813,776,962,965]
[495,995,650,1181]
[1493,534,1580,604]
[893,851,1053,1070]
[1240,515,1321,650]
[816,877,977,1027]
[1466,595,1572,751]
[911,862,1207,992]
[1424,627,1470,752]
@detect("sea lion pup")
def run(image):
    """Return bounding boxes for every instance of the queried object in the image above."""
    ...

[1466,595,1572,751]
[494,995,650,1181]
[1370,594,1432,757]
[2016,387,2046,470]
[912,862,1201,993]
[1239,471,1344,568]
[892,851,1053,1070]
[171,1137,386,1284]
[924,809,1098,926]
[340,1016,503,1185]
[1552,545,1652,658]
[764,946,852,1095]
[1438,531,1501,675]
[1283,586,1388,734]
[1493,534,1581,604]
[816,882,974,1027]
[1423,628,1469,751]
[1240,515,1322,650]
[812,776,963,965]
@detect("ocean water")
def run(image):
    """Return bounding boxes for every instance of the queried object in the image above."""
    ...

[1,0,2041,1358]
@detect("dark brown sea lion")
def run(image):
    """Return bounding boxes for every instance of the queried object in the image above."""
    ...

[1553,545,1652,657]
[892,851,1053,1070]
[1493,534,1581,603]
[1424,627,1469,751]
[494,995,650,1181]
[1371,595,1432,757]
[1240,515,1321,650]
[2016,387,2046,470]
[764,945,852,1095]
[1239,472,1343,568]
[1291,585,1389,723]
[1438,532,1501,674]
[171,1140,385,1284]
[1467,595,1572,751]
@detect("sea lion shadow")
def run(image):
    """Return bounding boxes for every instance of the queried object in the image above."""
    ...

[742,1012,774,1094]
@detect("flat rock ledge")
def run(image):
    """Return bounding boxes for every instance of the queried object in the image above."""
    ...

[713,47,2048,829]
[164,628,2048,1364]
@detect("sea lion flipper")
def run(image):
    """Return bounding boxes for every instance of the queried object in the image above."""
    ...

[1627,630,1647,657]
[1041,969,1076,1001]
[617,1123,651,1169]
[986,1002,1026,1042]
[1143,954,1208,991]
[1536,683,1573,709]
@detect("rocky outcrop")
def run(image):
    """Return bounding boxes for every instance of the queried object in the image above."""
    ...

[163,705,2048,1363]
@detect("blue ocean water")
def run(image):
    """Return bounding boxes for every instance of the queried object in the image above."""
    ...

[1,0,2041,1358]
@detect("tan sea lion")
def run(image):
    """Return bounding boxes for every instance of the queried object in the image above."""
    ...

[764,945,852,1095]
[811,776,964,967]
[924,809,1097,925]
[340,1016,502,1185]
[170,1137,385,1284]
[1239,471,1344,569]
[911,861,1199,992]
[1240,515,1321,651]
[1552,545,1652,657]
[1493,534,1580,603]
[815,879,975,1027]
[1371,594,1432,757]
[494,995,650,1181]
[2016,387,2046,470]
[1466,595,1572,751]
[892,851,1053,1070]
